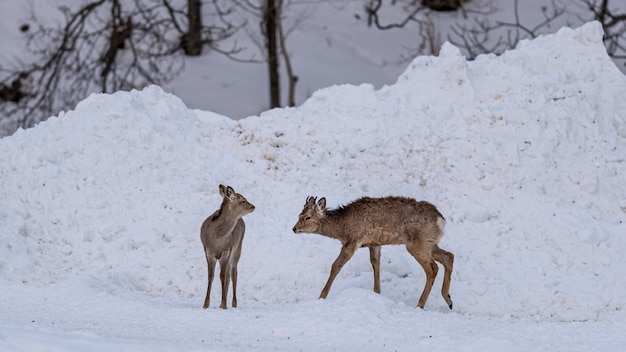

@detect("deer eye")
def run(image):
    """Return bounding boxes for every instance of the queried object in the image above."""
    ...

[305,216,311,221]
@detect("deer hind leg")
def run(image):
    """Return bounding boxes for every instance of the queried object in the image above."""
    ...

[320,242,358,299]
[406,243,438,309]
[218,257,232,309]
[368,246,381,294]
[433,244,454,309]
[203,255,217,309]
[230,246,242,309]
[230,265,238,308]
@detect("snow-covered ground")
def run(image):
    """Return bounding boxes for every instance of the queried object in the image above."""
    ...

[1,21,626,351]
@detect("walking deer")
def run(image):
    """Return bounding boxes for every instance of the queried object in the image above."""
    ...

[201,185,255,309]
[292,196,454,309]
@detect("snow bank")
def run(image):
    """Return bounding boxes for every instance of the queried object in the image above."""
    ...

[1,22,625,349]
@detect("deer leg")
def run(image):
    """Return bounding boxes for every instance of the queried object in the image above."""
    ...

[231,265,238,309]
[433,244,454,309]
[218,257,231,309]
[203,255,216,309]
[406,244,438,309]
[231,230,244,309]
[320,242,358,299]
[368,246,381,294]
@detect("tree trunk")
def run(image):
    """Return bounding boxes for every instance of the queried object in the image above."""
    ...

[264,0,280,108]
[276,0,297,107]
[185,0,203,56]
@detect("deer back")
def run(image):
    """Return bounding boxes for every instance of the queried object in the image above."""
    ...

[294,196,445,246]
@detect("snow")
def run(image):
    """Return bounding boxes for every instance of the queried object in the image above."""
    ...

[1,21,626,351]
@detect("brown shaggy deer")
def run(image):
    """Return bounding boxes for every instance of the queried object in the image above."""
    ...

[293,196,454,309]
[201,185,255,309]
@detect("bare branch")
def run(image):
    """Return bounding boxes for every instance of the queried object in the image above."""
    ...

[447,0,565,59]
[365,0,428,30]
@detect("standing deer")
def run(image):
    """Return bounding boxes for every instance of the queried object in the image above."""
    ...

[292,196,454,309]
[201,184,255,309]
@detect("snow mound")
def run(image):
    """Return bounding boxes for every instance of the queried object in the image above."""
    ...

[1,21,625,331]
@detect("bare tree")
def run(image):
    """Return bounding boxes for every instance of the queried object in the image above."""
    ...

[0,0,242,136]
[184,0,204,56]
[276,0,297,107]
[448,0,625,70]
[235,0,298,109]
[361,0,625,70]
[264,0,280,108]
[448,0,567,59]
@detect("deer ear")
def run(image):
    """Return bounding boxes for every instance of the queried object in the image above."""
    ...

[219,184,235,200]
[306,196,316,205]
[225,186,236,200]
[316,197,326,212]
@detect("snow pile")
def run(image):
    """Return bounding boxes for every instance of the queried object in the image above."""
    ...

[0,21,625,350]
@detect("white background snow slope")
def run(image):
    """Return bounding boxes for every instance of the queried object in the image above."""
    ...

[1,22,626,351]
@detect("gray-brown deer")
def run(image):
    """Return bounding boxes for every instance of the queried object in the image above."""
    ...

[292,196,454,309]
[201,184,255,309]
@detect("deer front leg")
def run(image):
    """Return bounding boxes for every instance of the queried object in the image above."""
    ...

[231,265,238,308]
[219,257,231,309]
[203,255,216,309]
[320,242,358,299]
[368,246,381,294]
[230,238,243,309]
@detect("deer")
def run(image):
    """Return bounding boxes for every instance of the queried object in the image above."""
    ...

[200,184,255,309]
[292,195,454,309]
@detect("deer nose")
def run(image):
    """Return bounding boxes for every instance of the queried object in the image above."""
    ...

[292,227,297,233]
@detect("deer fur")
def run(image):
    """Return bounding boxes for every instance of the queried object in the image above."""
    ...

[292,195,454,309]
[200,184,255,309]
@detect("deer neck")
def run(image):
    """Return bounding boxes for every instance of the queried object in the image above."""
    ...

[317,216,347,242]
[212,205,240,237]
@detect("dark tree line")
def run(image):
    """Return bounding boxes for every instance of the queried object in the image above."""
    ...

[2,0,624,136]
[0,0,244,134]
